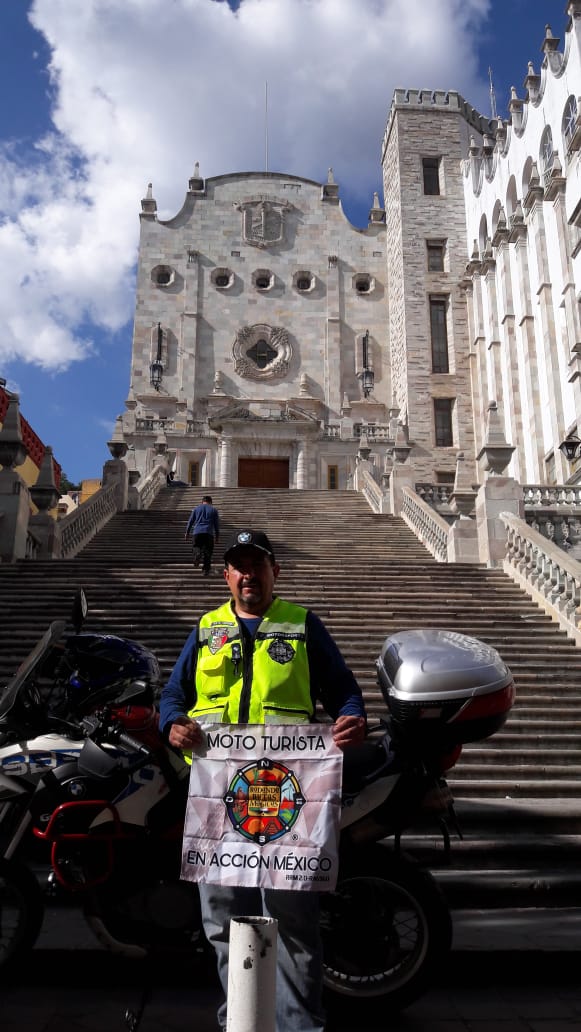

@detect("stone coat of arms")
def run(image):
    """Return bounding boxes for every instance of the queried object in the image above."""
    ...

[237,199,289,248]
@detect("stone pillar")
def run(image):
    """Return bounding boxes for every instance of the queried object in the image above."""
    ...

[447,451,479,562]
[0,473,31,561]
[296,440,306,489]
[325,254,341,408]
[102,458,129,512]
[29,446,62,558]
[389,462,414,516]
[475,476,524,567]
[219,436,232,487]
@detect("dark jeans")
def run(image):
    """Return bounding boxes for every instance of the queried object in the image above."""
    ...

[193,533,214,573]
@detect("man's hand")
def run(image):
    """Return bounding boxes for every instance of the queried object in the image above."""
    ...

[332,715,366,750]
[168,716,204,749]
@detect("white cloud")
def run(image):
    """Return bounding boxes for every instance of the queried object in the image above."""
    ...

[1,0,492,372]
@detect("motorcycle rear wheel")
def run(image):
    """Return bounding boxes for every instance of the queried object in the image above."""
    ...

[321,846,452,1013]
[0,858,44,975]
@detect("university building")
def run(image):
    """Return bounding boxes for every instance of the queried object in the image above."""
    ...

[120,3,581,495]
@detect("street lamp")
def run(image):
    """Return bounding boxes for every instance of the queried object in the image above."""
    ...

[559,432,581,462]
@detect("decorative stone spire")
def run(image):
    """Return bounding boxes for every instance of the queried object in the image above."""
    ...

[30,446,60,513]
[476,401,515,475]
[107,415,128,459]
[140,182,157,219]
[189,161,204,192]
[0,394,27,470]
[450,452,477,517]
[542,23,562,73]
[368,191,385,224]
[322,166,339,201]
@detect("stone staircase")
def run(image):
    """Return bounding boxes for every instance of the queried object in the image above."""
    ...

[1,486,581,906]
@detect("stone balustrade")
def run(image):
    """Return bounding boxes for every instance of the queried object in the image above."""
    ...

[500,511,581,645]
[401,486,449,562]
[135,418,176,432]
[353,423,392,440]
[59,483,118,558]
[128,463,167,512]
[523,484,581,507]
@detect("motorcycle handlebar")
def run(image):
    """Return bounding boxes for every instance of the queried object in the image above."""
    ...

[117,730,154,759]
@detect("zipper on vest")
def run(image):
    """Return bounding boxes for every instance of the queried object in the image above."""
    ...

[237,620,255,722]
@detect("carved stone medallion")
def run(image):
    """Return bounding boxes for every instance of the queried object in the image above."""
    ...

[233,324,292,381]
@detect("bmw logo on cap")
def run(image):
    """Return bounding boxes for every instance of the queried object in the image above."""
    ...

[238,531,252,544]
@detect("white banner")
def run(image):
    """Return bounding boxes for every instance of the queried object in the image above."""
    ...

[181,724,342,891]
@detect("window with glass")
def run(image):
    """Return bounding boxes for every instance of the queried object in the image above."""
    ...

[422,157,441,196]
[430,297,449,373]
[563,95,579,153]
[427,240,446,272]
[327,465,339,490]
[434,398,454,447]
[540,126,554,177]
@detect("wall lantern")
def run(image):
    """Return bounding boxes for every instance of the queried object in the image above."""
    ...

[358,330,375,398]
[558,432,581,462]
[150,322,164,390]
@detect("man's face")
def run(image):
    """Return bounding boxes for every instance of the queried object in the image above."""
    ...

[224,549,279,616]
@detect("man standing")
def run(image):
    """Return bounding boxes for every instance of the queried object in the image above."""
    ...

[184,494,220,577]
[160,529,366,1032]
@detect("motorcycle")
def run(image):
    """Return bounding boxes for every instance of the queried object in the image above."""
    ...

[0,599,515,1017]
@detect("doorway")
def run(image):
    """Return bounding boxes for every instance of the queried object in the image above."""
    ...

[238,458,290,488]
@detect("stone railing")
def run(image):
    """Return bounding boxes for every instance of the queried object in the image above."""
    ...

[354,423,392,440]
[323,424,341,438]
[59,483,118,559]
[401,486,450,562]
[415,482,454,511]
[501,511,581,646]
[523,484,581,508]
[358,467,390,513]
[135,418,176,432]
[128,462,167,511]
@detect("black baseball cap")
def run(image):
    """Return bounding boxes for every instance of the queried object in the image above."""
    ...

[224,530,276,564]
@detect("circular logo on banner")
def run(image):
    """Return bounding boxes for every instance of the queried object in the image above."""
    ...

[223,758,305,844]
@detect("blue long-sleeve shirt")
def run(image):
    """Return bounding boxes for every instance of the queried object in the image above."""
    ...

[159,600,365,733]
[185,503,220,538]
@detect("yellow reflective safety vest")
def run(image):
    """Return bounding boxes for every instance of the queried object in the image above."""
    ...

[187,597,313,729]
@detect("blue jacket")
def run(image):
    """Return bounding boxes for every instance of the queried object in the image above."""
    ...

[185,503,220,538]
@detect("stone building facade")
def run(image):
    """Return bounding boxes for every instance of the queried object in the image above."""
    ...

[121,3,581,494]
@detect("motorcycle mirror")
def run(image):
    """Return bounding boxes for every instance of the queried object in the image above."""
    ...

[71,589,88,634]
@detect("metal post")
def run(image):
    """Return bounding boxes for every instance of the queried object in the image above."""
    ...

[226,916,277,1032]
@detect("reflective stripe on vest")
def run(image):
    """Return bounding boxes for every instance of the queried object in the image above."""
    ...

[188,597,313,729]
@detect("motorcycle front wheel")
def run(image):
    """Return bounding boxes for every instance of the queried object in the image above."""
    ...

[0,858,44,975]
[320,845,452,1013]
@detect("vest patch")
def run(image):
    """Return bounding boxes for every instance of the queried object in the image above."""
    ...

[208,625,231,654]
[267,639,295,665]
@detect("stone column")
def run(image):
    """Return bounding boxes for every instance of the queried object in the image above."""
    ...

[325,254,341,409]
[524,186,566,480]
[219,436,233,487]
[296,440,307,489]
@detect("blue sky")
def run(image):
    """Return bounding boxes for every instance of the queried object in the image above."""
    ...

[0,0,564,483]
